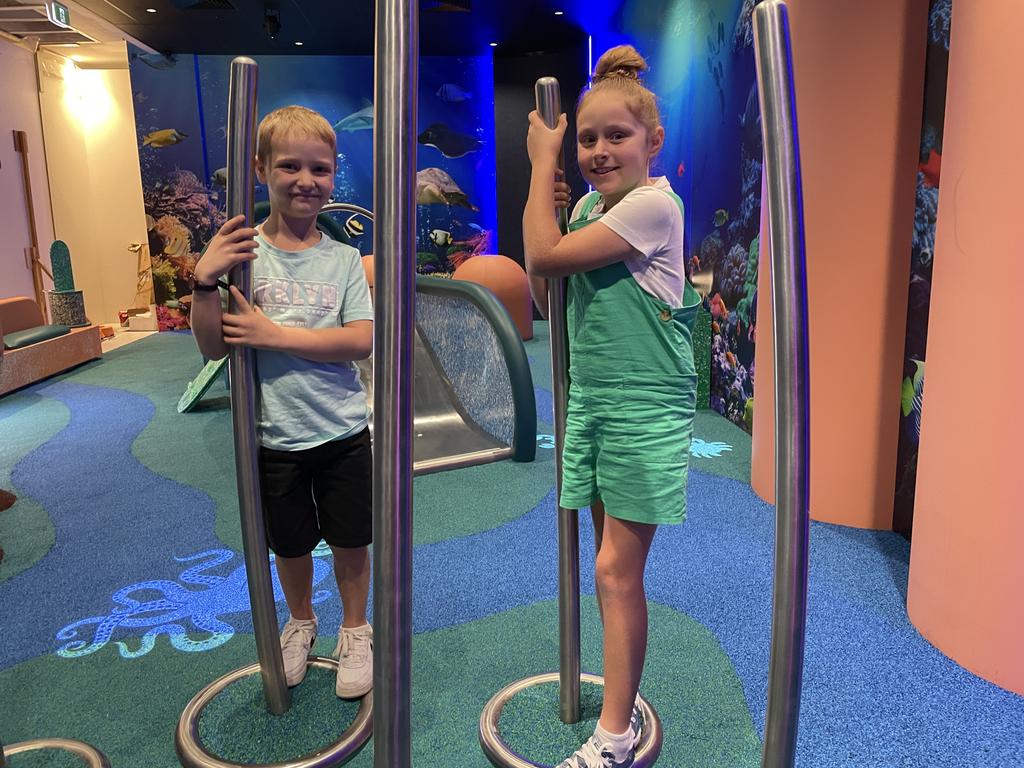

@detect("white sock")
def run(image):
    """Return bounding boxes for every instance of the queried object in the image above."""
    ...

[594,722,634,760]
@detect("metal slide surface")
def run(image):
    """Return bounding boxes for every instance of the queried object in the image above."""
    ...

[357,324,511,475]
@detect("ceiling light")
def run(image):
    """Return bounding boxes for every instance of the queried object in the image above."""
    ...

[146,7,156,12]
[489,42,497,47]
[555,10,564,15]
[294,41,303,46]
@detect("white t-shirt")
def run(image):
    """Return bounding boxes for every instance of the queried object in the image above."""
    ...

[569,176,686,307]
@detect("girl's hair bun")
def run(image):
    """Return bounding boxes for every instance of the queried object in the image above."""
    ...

[593,45,648,82]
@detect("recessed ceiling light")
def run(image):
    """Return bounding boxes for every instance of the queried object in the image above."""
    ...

[489,42,497,47]
[294,41,303,46]
[146,7,156,12]
[555,10,564,15]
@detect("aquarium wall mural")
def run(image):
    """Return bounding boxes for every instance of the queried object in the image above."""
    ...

[892,0,951,537]
[589,0,763,430]
[128,51,496,331]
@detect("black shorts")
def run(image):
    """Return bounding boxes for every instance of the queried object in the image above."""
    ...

[258,428,372,557]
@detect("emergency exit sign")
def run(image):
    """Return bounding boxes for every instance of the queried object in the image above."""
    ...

[46,1,71,29]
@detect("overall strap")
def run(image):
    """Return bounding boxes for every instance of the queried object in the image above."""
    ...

[573,191,603,224]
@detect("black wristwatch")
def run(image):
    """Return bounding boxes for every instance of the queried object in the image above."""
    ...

[188,272,228,292]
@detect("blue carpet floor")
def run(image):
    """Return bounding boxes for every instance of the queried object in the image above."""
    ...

[0,329,1022,766]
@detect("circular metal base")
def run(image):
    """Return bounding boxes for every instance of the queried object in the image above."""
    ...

[175,656,372,768]
[479,672,663,768]
[3,737,111,766]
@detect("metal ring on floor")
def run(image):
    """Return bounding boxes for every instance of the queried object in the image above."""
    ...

[479,672,663,768]
[2,737,111,766]
[175,656,372,768]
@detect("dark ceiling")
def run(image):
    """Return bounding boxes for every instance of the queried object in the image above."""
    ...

[74,0,591,57]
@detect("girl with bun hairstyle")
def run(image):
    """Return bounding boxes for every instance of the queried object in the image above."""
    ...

[524,45,701,768]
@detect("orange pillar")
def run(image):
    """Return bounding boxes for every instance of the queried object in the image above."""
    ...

[907,0,1024,695]
[750,0,928,528]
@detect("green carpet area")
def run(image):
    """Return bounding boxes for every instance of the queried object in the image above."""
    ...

[0,394,66,584]
[0,599,758,767]
[198,662,364,763]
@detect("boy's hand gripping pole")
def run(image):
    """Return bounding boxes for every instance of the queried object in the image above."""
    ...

[534,76,581,725]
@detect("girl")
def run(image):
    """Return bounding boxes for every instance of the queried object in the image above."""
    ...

[524,45,700,768]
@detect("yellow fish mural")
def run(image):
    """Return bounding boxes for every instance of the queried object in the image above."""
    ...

[143,129,187,148]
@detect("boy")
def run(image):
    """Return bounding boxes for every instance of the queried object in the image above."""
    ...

[190,105,374,699]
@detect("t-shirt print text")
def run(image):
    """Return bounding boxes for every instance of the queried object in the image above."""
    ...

[254,277,339,319]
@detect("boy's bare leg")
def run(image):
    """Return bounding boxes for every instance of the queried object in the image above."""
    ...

[591,498,606,625]
[275,553,315,620]
[331,545,371,628]
[595,514,657,734]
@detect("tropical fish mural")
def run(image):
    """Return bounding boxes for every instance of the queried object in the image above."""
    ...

[143,128,188,148]
[893,0,952,537]
[129,48,497,322]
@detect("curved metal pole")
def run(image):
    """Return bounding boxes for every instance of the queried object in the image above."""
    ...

[534,77,580,725]
[2,738,111,767]
[753,3,810,767]
[372,0,417,765]
[225,56,290,715]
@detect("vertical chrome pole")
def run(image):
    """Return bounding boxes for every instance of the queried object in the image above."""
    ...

[373,0,417,764]
[753,3,810,767]
[225,56,290,715]
[535,77,580,725]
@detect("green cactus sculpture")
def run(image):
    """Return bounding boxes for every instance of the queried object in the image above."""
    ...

[46,240,89,326]
[51,240,75,292]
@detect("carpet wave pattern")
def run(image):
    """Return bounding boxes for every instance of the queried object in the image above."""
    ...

[0,330,1021,767]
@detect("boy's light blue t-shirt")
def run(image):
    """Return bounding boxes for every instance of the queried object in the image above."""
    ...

[251,232,373,451]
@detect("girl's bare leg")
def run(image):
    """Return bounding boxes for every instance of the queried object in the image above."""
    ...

[594,514,657,734]
[591,498,606,624]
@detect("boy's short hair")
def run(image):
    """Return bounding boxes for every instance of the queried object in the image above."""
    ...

[256,105,336,166]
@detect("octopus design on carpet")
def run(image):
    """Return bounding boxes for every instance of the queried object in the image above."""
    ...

[55,547,333,658]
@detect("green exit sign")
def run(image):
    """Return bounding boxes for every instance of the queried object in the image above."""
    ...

[46,1,71,29]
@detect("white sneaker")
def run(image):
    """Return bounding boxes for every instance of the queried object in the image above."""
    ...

[279,616,317,687]
[555,732,635,768]
[334,624,373,699]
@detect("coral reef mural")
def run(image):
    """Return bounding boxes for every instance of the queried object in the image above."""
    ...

[608,0,763,429]
[892,0,951,538]
[129,52,496,330]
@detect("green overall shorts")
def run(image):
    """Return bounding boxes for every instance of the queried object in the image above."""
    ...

[558,190,701,525]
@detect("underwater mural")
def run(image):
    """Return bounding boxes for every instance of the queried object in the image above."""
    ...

[892,0,951,538]
[602,0,763,429]
[129,52,497,331]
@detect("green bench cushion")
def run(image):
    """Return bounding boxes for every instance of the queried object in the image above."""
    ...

[4,324,72,350]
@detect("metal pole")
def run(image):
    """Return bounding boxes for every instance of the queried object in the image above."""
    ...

[752,3,810,767]
[225,56,290,715]
[372,0,417,764]
[534,77,580,725]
